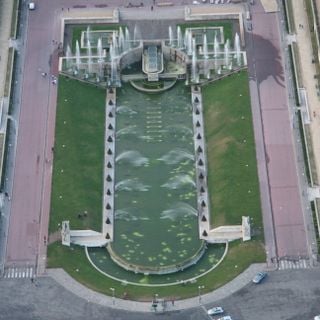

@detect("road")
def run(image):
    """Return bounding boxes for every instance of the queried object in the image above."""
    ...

[0,269,320,320]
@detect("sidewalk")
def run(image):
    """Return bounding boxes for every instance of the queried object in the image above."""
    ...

[48,263,266,312]
[291,1,320,185]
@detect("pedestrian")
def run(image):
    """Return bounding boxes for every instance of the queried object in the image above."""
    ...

[151,5,153,10]
[172,299,174,306]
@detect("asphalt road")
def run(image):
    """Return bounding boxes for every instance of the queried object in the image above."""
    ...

[0,269,320,320]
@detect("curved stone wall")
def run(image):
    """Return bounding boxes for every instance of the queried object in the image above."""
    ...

[107,241,207,275]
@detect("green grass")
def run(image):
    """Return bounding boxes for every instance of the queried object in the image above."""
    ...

[178,21,233,42]
[4,48,14,98]
[10,0,19,39]
[312,200,320,253]
[71,24,126,51]
[202,71,263,237]
[282,0,296,34]
[47,240,265,300]
[304,0,320,90]
[49,76,105,233]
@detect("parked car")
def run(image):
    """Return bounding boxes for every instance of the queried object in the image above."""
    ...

[252,271,267,284]
[314,315,320,320]
[207,306,224,316]
[28,2,35,10]
[217,316,232,320]
[192,0,200,4]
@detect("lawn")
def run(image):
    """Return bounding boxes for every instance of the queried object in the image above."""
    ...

[178,21,233,43]
[71,24,126,52]
[49,76,105,233]
[202,71,263,237]
[47,239,265,300]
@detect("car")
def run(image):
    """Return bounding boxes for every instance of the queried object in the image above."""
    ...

[207,306,224,316]
[217,316,232,320]
[314,315,320,320]
[28,2,35,10]
[252,271,267,284]
[192,0,200,4]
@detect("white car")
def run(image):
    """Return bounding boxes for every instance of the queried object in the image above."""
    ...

[207,307,224,316]
[192,0,200,4]
[28,2,35,10]
[217,316,232,320]
[314,316,320,320]
[252,271,267,284]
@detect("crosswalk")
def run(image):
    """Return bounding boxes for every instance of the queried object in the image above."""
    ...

[3,266,35,279]
[278,259,310,270]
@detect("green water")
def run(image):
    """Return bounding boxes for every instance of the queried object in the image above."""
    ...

[88,244,225,284]
[109,82,203,269]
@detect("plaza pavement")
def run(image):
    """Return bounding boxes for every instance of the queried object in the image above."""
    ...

[246,0,310,261]
[48,263,265,312]
[291,1,320,186]
[284,0,320,265]
[1,267,320,319]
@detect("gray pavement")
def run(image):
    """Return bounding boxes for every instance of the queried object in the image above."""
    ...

[48,263,266,312]
[0,0,30,275]
[0,268,320,319]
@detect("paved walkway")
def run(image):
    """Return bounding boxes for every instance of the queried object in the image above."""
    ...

[291,0,320,186]
[48,263,266,312]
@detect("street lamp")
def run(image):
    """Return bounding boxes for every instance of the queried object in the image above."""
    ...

[198,285,205,304]
[152,294,159,312]
[110,287,115,305]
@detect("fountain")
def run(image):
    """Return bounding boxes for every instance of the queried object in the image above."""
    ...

[87,40,92,74]
[191,38,198,83]
[177,26,183,48]
[204,56,210,79]
[125,27,131,50]
[224,39,231,70]
[86,25,91,44]
[234,32,241,66]
[168,26,173,46]
[184,29,188,51]
[115,178,150,192]
[119,27,125,53]
[160,202,198,220]
[97,38,103,61]
[133,24,141,46]
[110,44,116,82]
[161,174,196,189]
[187,30,192,56]
[112,32,119,57]
[213,34,219,72]
[116,125,139,136]
[115,150,149,166]
[75,40,81,71]
[66,44,72,70]
[158,148,194,165]
[203,34,209,59]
